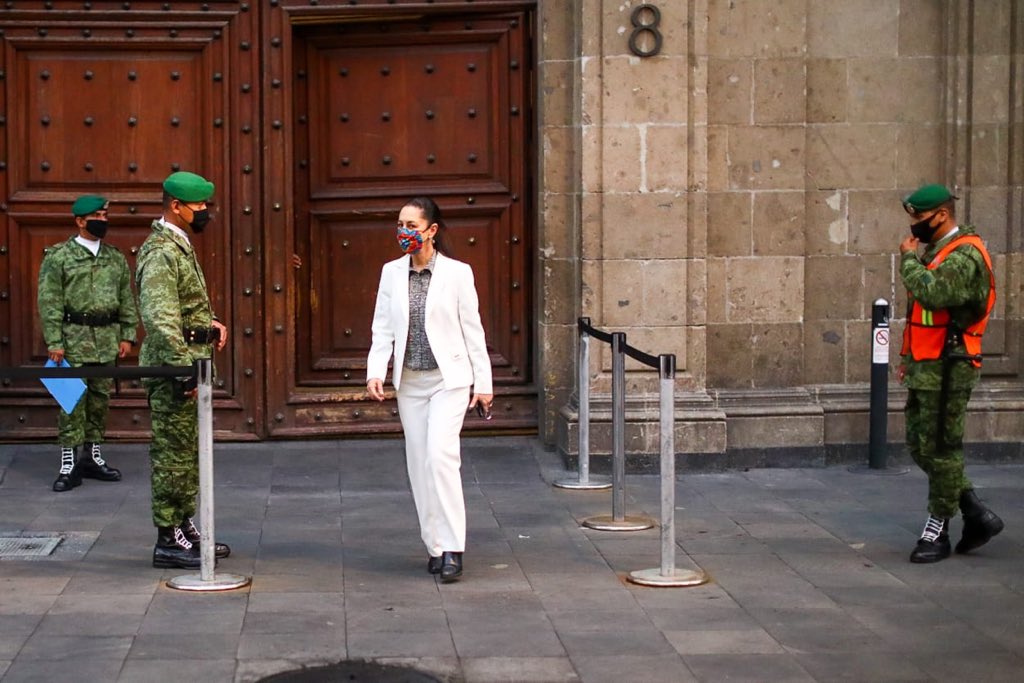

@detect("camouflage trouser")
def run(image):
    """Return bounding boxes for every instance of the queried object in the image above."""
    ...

[146,378,198,528]
[57,362,113,447]
[905,388,973,518]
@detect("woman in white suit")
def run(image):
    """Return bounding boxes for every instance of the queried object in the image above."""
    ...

[366,197,493,582]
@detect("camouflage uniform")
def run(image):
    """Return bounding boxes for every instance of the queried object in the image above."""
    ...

[37,237,138,447]
[900,225,991,518]
[137,220,214,528]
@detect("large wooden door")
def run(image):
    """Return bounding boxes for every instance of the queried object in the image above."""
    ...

[267,11,535,436]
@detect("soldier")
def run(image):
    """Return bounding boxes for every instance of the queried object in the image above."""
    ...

[137,171,230,569]
[37,195,138,492]
[898,183,1004,563]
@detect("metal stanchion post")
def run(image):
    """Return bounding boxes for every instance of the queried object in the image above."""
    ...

[556,318,611,490]
[583,332,655,531]
[168,359,251,591]
[629,355,707,587]
[850,299,907,476]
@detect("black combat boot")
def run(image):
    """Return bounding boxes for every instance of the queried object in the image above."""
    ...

[152,526,201,569]
[955,489,1004,554]
[182,518,231,559]
[909,515,951,563]
[52,446,82,492]
[74,442,121,481]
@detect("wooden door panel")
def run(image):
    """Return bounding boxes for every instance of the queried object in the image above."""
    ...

[273,9,535,436]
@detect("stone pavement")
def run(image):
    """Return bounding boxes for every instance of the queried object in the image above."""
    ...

[0,437,1022,683]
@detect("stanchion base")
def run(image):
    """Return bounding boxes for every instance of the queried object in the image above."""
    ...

[553,476,612,490]
[627,567,708,587]
[847,463,910,476]
[582,515,656,531]
[166,573,251,592]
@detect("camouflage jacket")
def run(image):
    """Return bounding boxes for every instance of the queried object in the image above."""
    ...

[136,220,215,368]
[900,224,991,391]
[37,236,138,363]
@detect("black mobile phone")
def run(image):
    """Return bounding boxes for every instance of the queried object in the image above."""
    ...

[475,402,492,420]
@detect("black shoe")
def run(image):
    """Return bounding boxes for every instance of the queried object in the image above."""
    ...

[440,551,463,582]
[909,516,950,564]
[152,526,201,569]
[182,518,231,559]
[427,555,442,574]
[74,443,121,481]
[956,489,1004,554]
[52,447,82,492]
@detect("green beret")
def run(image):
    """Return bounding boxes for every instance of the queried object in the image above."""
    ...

[71,195,108,217]
[163,171,215,203]
[902,183,958,213]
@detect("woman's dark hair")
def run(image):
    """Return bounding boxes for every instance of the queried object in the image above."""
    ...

[404,196,452,256]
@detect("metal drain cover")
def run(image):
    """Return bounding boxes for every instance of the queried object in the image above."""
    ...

[0,534,63,558]
[258,661,440,682]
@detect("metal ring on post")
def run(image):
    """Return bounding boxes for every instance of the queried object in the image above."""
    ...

[167,359,251,592]
[555,317,611,490]
[583,331,655,532]
[629,354,707,587]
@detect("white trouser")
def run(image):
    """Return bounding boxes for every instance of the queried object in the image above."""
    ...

[397,368,470,556]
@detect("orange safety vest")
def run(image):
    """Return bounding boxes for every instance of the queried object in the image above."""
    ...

[901,234,995,368]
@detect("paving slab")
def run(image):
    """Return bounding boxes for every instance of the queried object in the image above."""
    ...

[1,438,1022,682]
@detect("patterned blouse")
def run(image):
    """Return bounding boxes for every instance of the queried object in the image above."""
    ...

[404,251,439,371]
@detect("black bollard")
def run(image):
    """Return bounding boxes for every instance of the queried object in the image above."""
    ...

[869,298,890,469]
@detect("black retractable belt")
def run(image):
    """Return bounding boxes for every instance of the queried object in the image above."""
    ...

[183,327,220,345]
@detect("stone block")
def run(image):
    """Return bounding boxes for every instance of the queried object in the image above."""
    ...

[708,192,752,256]
[708,58,752,124]
[807,59,848,123]
[581,258,600,318]
[967,187,1011,252]
[540,60,575,128]
[862,255,894,317]
[727,413,825,449]
[806,124,897,190]
[683,324,708,388]
[541,258,578,325]
[599,192,689,259]
[544,126,578,194]
[602,126,643,193]
[706,257,728,324]
[541,192,577,260]
[754,58,806,124]
[581,192,601,258]
[803,319,846,384]
[849,199,898,272]
[824,410,870,444]
[688,191,709,255]
[807,0,899,58]
[752,323,805,387]
[646,125,689,191]
[642,260,689,325]
[726,256,804,323]
[707,0,807,58]
[707,125,730,191]
[969,125,1010,187]
[727,126,806,190]
[600,260,644,326]
[753,191,805,256]
[848,58,942,123]
[974,1,1013,55]
[805,190,848,255]
[540,3,576,62]
[581,55,602,126]
[897,0,945,56]
[896,124,943,188]
[804,256,863,320]
[846,319,872,382]
[601,56,688,124]
[707,323,753,388]
[599,325,688,373]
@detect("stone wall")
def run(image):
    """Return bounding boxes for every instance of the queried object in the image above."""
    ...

[542,0,1024,464]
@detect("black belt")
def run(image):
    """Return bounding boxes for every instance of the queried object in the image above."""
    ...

[183,327,219,345]
[64,311,118,327]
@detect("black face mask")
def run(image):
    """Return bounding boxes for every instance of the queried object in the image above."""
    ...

[910,214,937,242]
[85,219,108,239]
[183,207,211,233]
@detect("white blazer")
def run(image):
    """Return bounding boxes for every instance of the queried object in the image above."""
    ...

[367,252,493,394]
